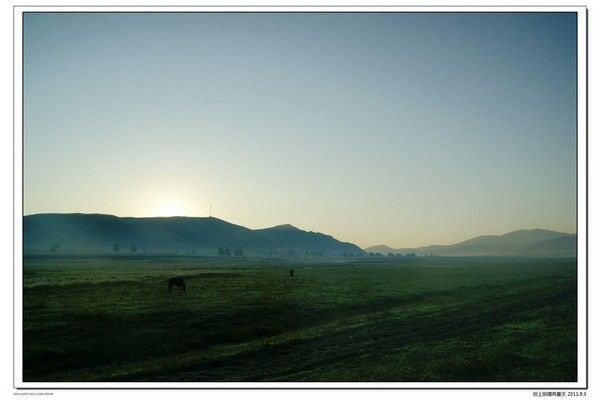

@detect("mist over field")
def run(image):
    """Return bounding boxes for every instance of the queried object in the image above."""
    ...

[24,213,576,258]
[24,255,577,382]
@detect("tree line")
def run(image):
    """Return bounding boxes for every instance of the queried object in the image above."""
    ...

[217,247,244,257]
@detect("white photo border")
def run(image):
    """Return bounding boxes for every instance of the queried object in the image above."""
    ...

[13,4,588,389]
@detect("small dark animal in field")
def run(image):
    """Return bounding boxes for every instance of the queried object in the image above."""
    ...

[168,277,186,294]
[290,269,294,277]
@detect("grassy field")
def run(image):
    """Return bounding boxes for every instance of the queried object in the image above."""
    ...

[23,255,577,382]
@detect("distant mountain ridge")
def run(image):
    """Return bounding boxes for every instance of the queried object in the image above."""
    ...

[23,213,364,256]
[365,229,576,257]
[25,214,576,258]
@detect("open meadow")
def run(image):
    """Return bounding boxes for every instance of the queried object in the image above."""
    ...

[23,255,577,382]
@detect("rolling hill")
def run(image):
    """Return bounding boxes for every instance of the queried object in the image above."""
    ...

[366,229,576,257]
[23,213,364,256]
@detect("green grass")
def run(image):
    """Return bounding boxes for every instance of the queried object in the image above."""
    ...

[23,255,577,382]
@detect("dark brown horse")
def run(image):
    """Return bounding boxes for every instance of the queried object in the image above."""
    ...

[168,277,186,294]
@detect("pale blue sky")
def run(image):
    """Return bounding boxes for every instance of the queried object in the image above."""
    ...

[24,12,577,248]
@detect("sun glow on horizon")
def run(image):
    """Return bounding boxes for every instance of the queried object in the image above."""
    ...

[23,13,578,246]
[151,200,188,217]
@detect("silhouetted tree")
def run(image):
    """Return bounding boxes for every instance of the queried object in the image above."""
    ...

[50,243,60,252]
[218,247,224,256]
[113,242,119,253]
[224,247,231,257]
[234,248,244,257]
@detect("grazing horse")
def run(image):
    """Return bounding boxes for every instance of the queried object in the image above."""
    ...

[289,269,294,277]
[168,277,186,294]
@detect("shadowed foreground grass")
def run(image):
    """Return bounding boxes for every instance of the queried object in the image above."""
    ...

[23,256,577,382]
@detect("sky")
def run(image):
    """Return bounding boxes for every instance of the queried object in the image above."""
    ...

[23,12,578,248]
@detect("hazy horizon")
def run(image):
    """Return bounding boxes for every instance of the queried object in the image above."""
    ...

[24,12,577,248]
[22,211,576,250]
